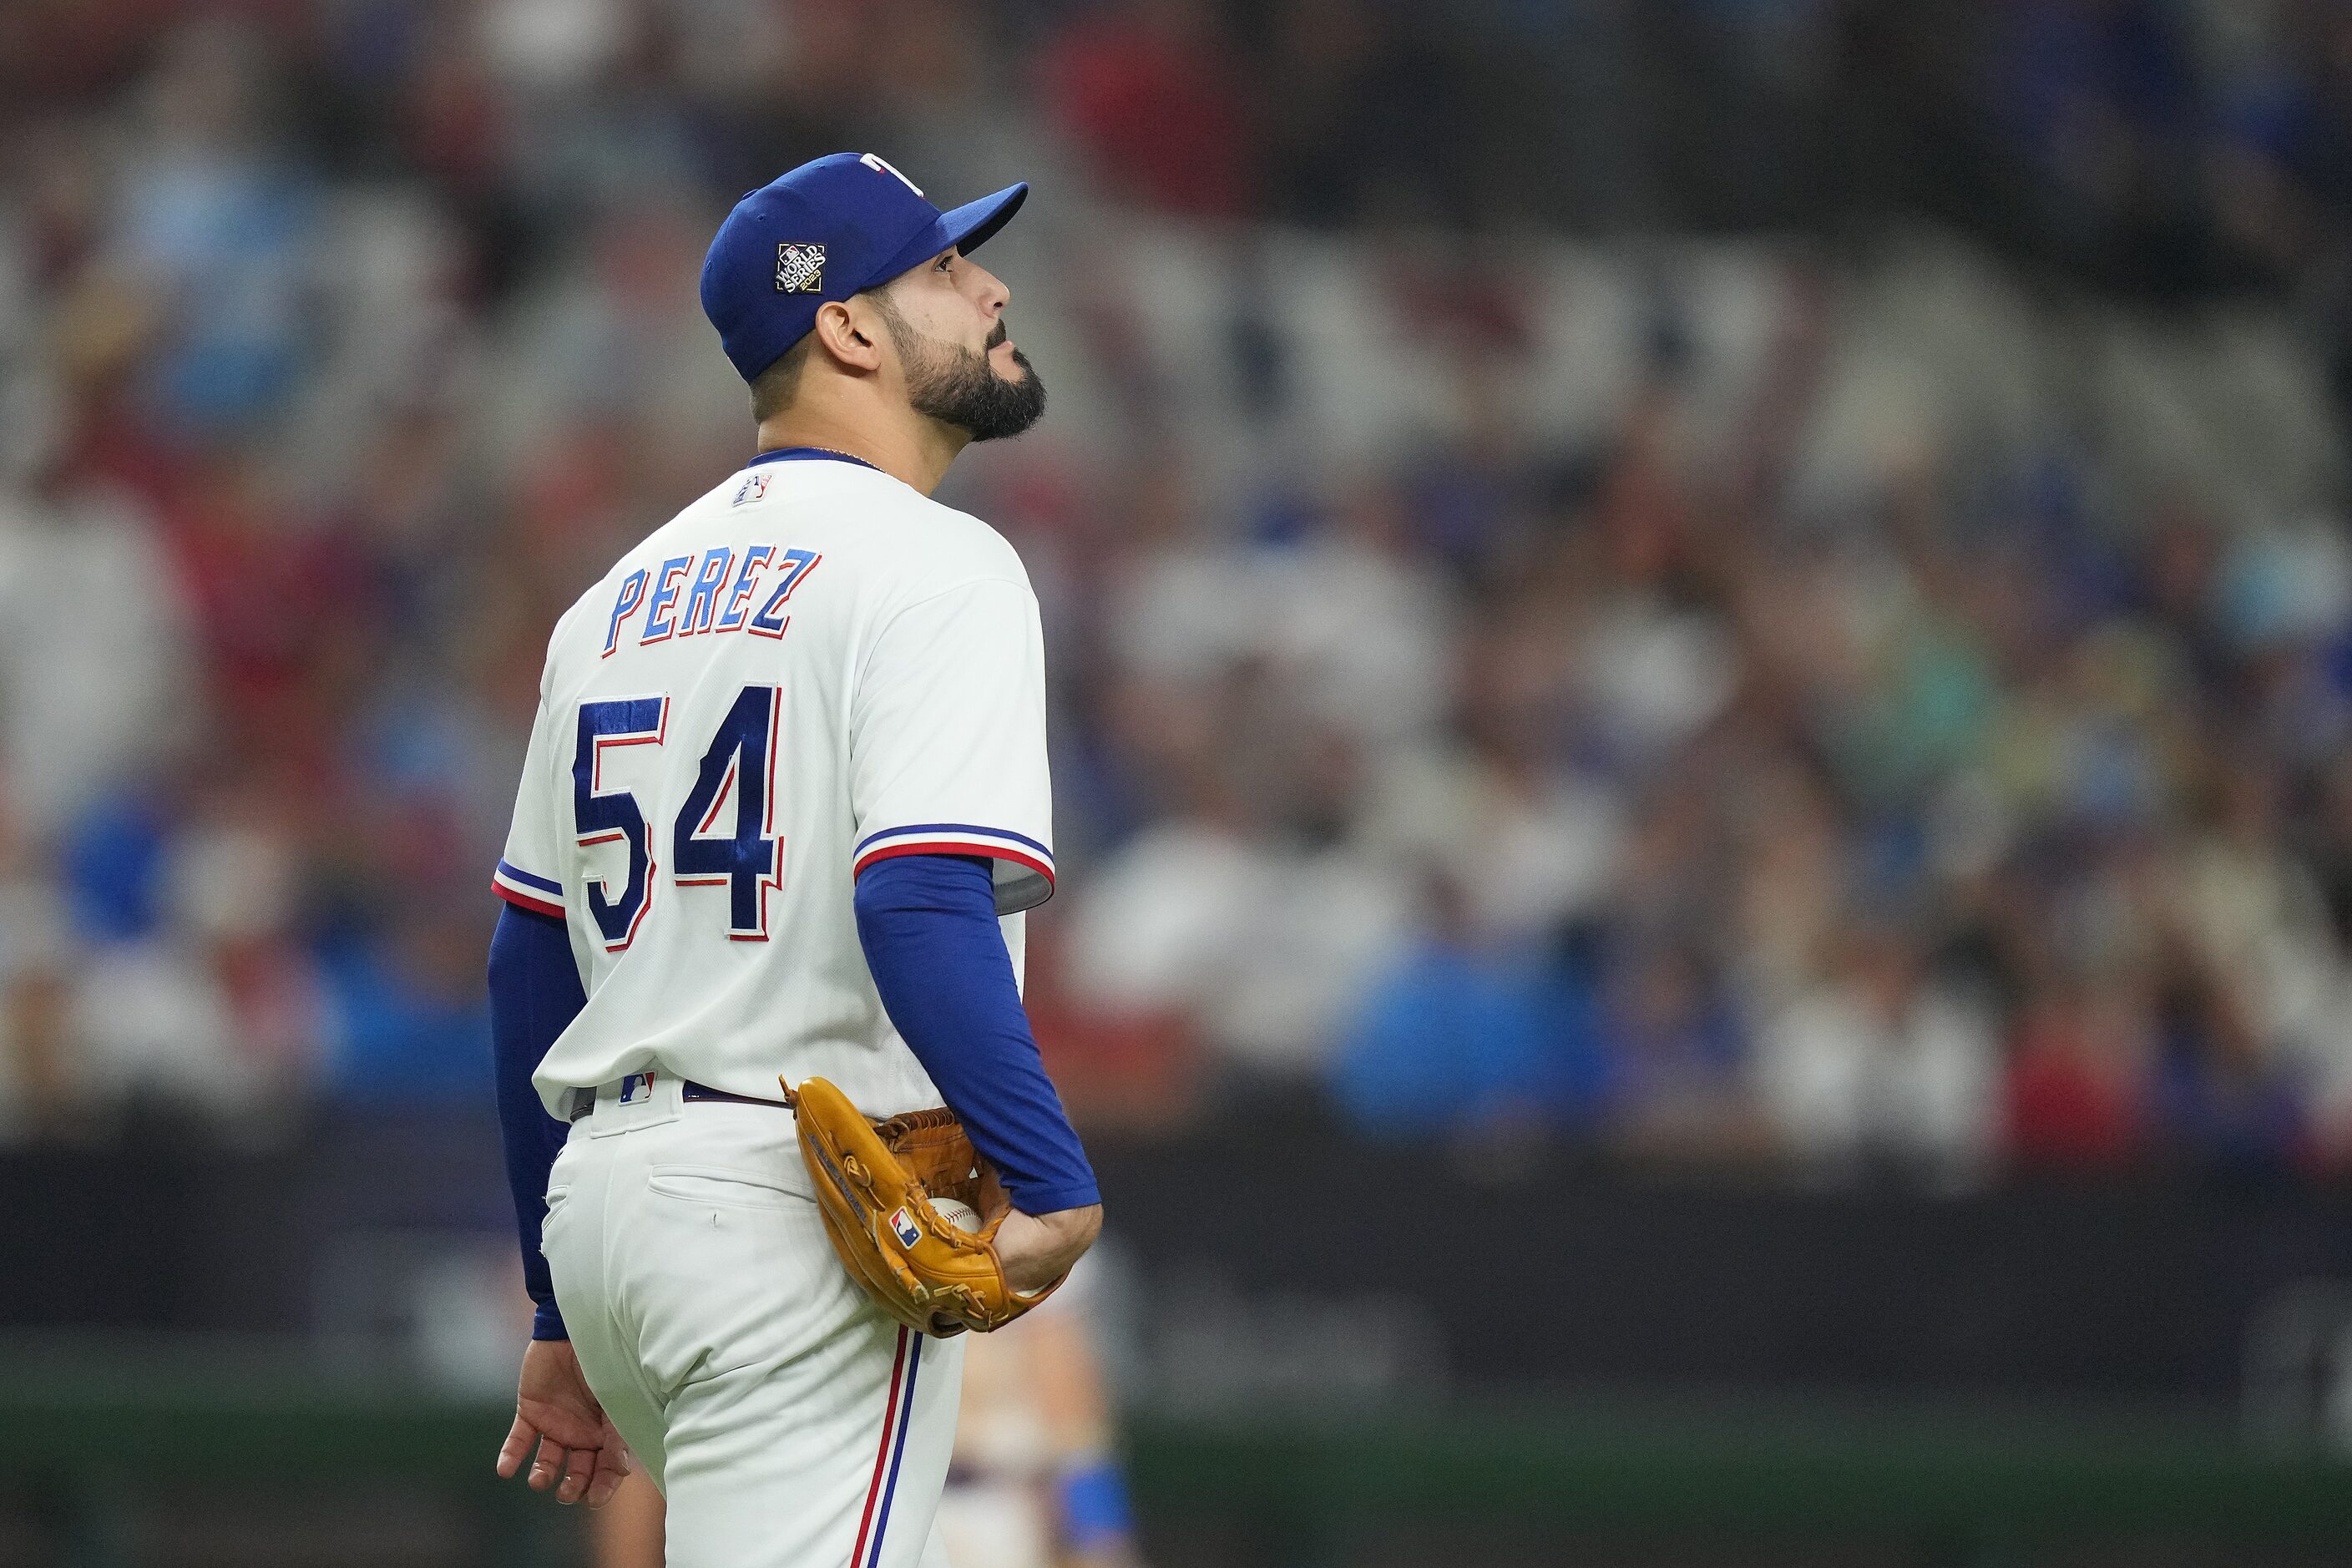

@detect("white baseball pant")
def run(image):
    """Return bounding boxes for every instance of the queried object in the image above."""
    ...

[541,1075,965,1568]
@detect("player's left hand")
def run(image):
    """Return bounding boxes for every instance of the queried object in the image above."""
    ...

[497,1338,634,1507]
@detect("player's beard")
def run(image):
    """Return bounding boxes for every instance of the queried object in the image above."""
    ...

[877,305,1046,443]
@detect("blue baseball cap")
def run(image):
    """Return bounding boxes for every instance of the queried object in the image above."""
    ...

[701,152,1029,384]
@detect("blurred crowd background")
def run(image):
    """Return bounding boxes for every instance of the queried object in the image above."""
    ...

[6,0,2352,1201]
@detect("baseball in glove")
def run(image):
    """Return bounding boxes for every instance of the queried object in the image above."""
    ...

[785,1075,1065,1337]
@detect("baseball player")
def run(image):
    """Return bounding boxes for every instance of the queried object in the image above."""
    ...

[485,152,1103,1568]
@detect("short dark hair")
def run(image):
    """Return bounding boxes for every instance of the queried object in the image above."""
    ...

[749,334,816,422]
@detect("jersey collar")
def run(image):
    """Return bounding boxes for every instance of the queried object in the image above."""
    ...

[747,446,879,472]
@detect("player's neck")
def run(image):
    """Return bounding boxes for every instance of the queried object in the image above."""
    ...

[755,407,969,497]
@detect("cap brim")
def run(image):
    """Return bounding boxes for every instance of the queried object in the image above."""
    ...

[940,182,1027,255]
[870,182,1029,287]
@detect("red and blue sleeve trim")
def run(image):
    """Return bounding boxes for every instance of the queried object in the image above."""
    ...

[492,860,566,918]
[851,823,1054,888]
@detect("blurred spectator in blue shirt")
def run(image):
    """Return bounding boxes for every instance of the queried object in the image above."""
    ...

[1334,874,1611,1137]
[320,895,493,1104]
[113,21,318,432]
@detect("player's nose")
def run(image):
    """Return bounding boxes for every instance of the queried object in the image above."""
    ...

[963,258,1010,316]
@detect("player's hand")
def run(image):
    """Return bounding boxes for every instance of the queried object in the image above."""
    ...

[994,1202,1102,1294]
[497,1338,633,1507]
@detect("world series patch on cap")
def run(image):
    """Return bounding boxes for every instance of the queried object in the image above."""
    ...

[775,242,827,294]
[701,152,1029,384]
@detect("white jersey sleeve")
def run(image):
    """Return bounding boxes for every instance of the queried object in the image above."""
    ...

[493,671,572,921]
[848,578,1055,913]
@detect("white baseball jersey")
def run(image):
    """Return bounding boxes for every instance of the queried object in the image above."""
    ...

[493,448,1055,1118]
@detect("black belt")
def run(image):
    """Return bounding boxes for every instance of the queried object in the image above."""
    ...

[683,1080,793,1110]
[566,1078,793,1121]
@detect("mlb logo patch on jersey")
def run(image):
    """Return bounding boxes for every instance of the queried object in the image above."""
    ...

[618,1070,656,1104]
[888,1206,923,1249]
[775,243,827,293]
[733,471,770,506]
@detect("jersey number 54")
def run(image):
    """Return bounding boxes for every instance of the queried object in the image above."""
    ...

[574,685,784,948]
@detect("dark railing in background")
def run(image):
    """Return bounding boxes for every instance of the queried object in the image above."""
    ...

[10,1111,2352,1417]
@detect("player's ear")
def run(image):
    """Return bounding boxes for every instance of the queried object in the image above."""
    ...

[809,300,883,373]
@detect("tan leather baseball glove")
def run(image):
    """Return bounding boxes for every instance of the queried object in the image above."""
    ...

[785,1075,1065,1337]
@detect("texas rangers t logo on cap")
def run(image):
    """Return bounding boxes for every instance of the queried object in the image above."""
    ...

[776,243,826,293]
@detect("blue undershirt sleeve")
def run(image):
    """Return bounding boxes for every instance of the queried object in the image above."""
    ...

[488,901,586,1341]
[853,853,1100,1214]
